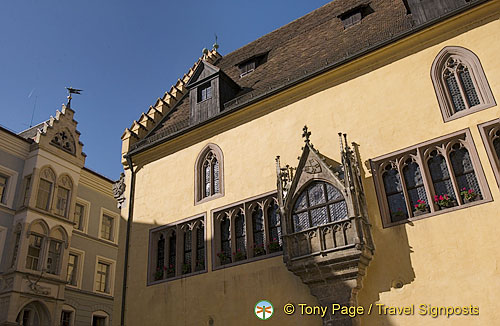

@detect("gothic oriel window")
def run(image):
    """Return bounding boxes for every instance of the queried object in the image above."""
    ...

[148,216,205,284]
[291,181,348,232]
[431,46,496,122]
[371,129,492,227]
[195,144,224,204]
[479,119,500,188]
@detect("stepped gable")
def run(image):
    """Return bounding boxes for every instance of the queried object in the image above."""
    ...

[18,104,86,164]
[121,49,221,158]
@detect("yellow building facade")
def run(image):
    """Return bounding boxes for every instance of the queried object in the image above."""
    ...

[116,0,500,325]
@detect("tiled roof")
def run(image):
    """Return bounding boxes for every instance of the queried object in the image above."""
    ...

[130,0,485,153]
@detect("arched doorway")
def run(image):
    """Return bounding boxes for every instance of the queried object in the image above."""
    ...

[16,301,50,326]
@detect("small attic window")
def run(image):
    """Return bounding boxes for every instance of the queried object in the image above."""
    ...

[237,52,268,78]
[197,82,212,102]
[339,4,374,29]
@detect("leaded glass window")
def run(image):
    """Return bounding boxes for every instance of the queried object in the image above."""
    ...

[291,181,348,232]
[157,234,165,270]
[234,211,246,258]
[267,201,282,247]
[252,206,265,255]
[202,151,220,199]
[450,144,482,202]
[445,71,466,112]
[402,159,428,215]
[382,165,407,222]
[167,231,176,277]
[183,230,192,274]
[220,217,231,264]
[428,150,457,207]
[195,225,205,271]
[458,66,480,107]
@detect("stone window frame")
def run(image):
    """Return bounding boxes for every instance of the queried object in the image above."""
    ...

[66,248,85,289]
[211,191,282,271]
[73,198,91,233]
[93,255,116,296]
[91,310,110,326]
[371,129,492,228]
[9,223,22,269]
[194,143,224,205]
[98,208,119,244]
[35,166,56,212]
[0,164,19,209]
[431,46,496,122]
[54,174,74,218]
[147,214,207,286]
[479,118,500,188]
[60,305,76,326]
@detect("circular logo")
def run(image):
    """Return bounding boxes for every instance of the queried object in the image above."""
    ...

[254,300,274,320]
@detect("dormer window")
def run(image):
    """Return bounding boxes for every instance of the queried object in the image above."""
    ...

[237,52,268,78]
[339,5,374,29]
[197,82,212,102]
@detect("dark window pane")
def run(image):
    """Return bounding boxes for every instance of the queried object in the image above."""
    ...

[326,183,342,201]
[267,201,282,246]
[450,147,482,200]
[310,206,328,226]
[168,231,176,276]
[157,234,165,270]
[329,201,348,222]
[196,225,205,271]
[403,162,428,212]
[183,230,192,274]
[252,207,265,248]
[382,167,408,221]
[494,138,500,160]
[459,67,480,107]
[293,192,308,211]
[445,73,466,112]
[292,212,309,232]
[307,182,326,206]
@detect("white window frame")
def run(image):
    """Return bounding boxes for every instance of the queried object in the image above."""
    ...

[66,248,85,289]
[93,255,115,296]
[0,165,19,209]
[98,208,119,243]
[74,198,91,233]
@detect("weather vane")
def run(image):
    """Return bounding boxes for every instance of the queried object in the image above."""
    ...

[65,87,82,108]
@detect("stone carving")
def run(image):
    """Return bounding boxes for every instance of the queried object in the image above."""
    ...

[51,130,76,154]
[276,127,374,326]
[304,158,321,174]
[113,173,126,209]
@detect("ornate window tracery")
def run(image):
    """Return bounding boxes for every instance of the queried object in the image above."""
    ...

[371,130,491,226]
[479,119,500,188]
[212,193,282,268]
[431,46,495,122]
[36,167,56,211]
[51,130,76,155]
[195,144,224,203]
[291,181,348,232]
[148,216,206,284]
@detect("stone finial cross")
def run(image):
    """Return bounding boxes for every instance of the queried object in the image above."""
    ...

[302,125,311,143]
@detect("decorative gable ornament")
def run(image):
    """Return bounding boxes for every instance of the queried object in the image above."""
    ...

[275,126,374,326]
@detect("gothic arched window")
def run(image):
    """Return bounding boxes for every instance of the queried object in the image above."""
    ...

[402,159,428,214]
[449,143,482,202]
[431,46,495,122]
[234,211,246,259]
[382,164,407,222]
[291,181,348,232]
[167,231,176,278]
[220,216,231,265]
[195,144,224,203]
[157,234,165,271]
[251,206,265,255]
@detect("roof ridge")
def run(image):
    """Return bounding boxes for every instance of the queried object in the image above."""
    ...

[121,49,222,160]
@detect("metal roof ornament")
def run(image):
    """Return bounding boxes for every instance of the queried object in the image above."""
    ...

[65,87,82,109]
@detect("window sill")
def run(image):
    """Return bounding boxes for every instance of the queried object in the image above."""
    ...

[443,102,496,122]
[195,192,224,205]
[147,268,208,286]
[212,250,283,271]
[383,196,493,228]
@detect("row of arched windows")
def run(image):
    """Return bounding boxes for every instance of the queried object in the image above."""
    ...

[373,130,489,225]
[151,218,205,282]
[34,166,74,219]
[214,195,282,267]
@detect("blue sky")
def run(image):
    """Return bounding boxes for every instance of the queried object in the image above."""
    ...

[0,0,330,180]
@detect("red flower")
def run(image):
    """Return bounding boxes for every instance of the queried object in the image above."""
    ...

[439,195,444,200]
